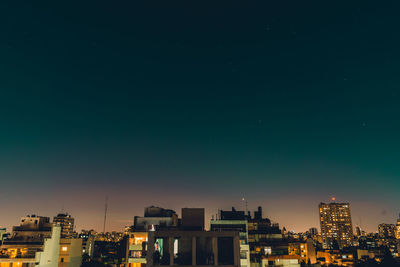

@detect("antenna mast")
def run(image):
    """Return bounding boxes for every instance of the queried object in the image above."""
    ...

[242,196,248,214]
[103,196,108,233]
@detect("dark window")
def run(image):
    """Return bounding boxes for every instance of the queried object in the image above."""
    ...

[218,237,234,265]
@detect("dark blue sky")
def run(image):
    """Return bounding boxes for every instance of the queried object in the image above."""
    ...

[1,1,399,232]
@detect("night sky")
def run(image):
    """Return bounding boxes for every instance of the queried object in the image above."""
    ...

[1,1,400,233]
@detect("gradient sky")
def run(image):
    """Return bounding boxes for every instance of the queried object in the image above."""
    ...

[1,1,400,233]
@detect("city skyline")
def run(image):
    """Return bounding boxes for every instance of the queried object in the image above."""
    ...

[1,1,400,235]
[1,198,398,234]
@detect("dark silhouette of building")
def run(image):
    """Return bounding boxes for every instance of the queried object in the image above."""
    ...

[181,208,205,231]
[212,206,287,264]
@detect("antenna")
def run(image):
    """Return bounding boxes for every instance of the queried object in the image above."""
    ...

[242,196,248,214]
[103,196,108,233]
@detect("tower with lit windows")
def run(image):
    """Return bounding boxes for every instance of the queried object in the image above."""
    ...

[396,213,400,239]
[319,200,353,249]
[53,213,75,238]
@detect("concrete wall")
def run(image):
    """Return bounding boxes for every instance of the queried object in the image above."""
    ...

[36,225,61,267]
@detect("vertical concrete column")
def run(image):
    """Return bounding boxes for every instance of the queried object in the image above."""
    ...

[147,233,155,267]
[233,234,240,267]
[168,237,174,266]
[125,235,130,267]
[212,237,218,266]
[192,236,196,265]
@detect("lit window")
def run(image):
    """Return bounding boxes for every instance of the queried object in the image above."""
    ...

[62,246,68,252]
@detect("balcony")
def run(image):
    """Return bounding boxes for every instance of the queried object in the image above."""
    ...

[129,244,143,251]
[128,257,146,264]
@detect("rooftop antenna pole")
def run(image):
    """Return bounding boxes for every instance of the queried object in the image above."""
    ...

[103,196,108,233]
[242,196,248,214]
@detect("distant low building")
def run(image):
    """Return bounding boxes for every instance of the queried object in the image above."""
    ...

[358,235,378,250]
[288,239,316,264]
[356,249,375,260]
[0,228,7,242]
[79,230,95,258]
[316,251,334,265]
[261,255,300,267]
[95,231,124,242]
[308,228,318,236]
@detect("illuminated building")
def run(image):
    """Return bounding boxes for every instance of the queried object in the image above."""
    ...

[316,251,336,265]
[396,214,400,239]
[95,231,124,242]
[319,202,353,249]
[378,223,395,239]
[0,228,6,242]
[261,255,300,267]
[53,213,75,238]
[0,215,61,267]
[58,238,83,267]
[288,239,316,264]
[127,231,148,267]
[78,230,95,257]
[358,235,377,250]
[247,208,286,262]
[127,206,178,267]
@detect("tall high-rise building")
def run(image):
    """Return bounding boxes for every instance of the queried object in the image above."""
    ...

[319,202,353,249]
[54,213,75,238]
[396,214,400,239]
